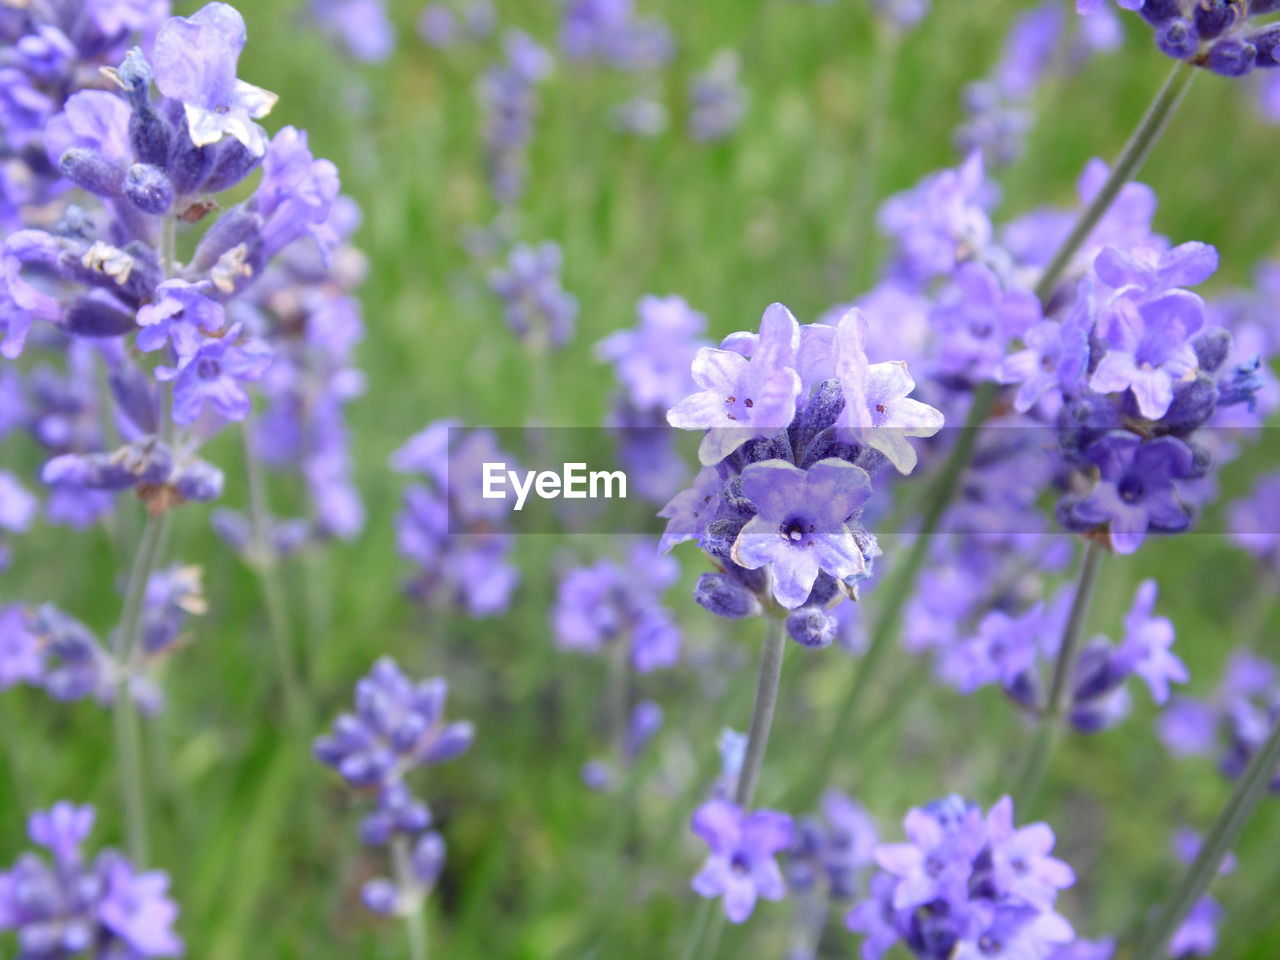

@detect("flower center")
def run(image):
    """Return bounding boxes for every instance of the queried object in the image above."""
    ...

[780,516,815,545]
[196,358,220,380]
[723,394,754,422]
[1119,476,1145,504]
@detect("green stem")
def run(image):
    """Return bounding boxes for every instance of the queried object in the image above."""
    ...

[112,509,171,865]
[1130,713,1280,960]
[677,617,786,960]
[734,617,787,809]
[1012,539,1104,811]
[1033,60,1195,303]
[240,421,307,735]
[796,61,1195,806]
[392,834,429,960]
[851,22,900,292]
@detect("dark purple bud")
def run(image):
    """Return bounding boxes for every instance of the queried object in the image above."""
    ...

[1156,18,1200,59]
[1071,642,1128,702]
[59,148,124,197]
[42,440,172,491]
[360,879,399,915]
[1141,0,1186,23]
[202,139,262,193]
[694,572,762,618]
[786,607,836,649]
[63,294,137,338]
[1195,0,1239,39]
[173,460,225,501]
[167,129,215,195]
[1057,391,1122,462]
[806,571,842,606]
[1217,358,1265,410]
[1160,374,1218,435]
[1249,23,1280,65]
[108,361,160,435]
[1192,326,1232,372]
[1206,37,1258,75]
[359,809,394,846]
[1004,669,1041,711]
[129,106,172,166]
[124,164,174,215]
[790,379,845,463]
[191,205,262,272]
[1250,0,1280,15]
[1185,441,1213,480]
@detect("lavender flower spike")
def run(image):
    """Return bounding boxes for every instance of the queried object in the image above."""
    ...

[152,3,279,155]
[690,799,793,923]
[732,458,873,609]
[667,303,802,465]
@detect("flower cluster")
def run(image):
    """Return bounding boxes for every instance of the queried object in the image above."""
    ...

[313,657,472,916]
[784,791,880,960]
[663,303,943,647]
[419,1,497,49]
[1081,0,1280,77]
[311,0,396,63]
[0,803,183,959]
[0,566,203,713]
[690,798,794,923]
[847,795,1076,960]
[391,420,520,617]
[478,30,552,208]
[488,241,578,350]
[1159,650,1280,788]
[688,51,747,143]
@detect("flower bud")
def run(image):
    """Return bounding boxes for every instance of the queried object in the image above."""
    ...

[1192,326,1232,372]
[694,572,761,618]
[786,607,836,649]
[202,139,262,193]
[412,832,446,888]
[1206,37,1258,76]
[360,879,400,916]
[124,163,174,215]
[63,294,137,338]
[1156,18,1199,60]
[1160,374,1218,435]
[59,148,124,197]
[1249,23,1280,65]
[129,106,172,166]
[173,460,225,501]
[1194,0,1238,39]
[1141,0,1185,24]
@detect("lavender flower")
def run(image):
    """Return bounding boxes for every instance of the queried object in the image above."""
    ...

[488,241,578,349]
[690,799,793,923]
[0,605,42,690]
[152,3,277,154]
[0,802,183,958]
[311,0,396,62]
[1089,0,1280,77]
[688,51,747,142]
[848,796,1075,960]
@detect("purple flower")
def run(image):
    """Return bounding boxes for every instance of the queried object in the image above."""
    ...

[312,0,396,62]
[1061,432,1193,553]
[252,126,341,261]
[667,303,802,465]
[596,294,708,410]
[488,242,578,349]
[1090,290,1207,420]
[0,606,42,690]
[996,286,1091,413]
[984,796,1075,909]
[0,471,37,536]
[690,799,793,923]
[152,2,278,155]
[940,604,1045,695]
[159,323,272,425]
[137,280,227,358]
[732,459,873,609]
[873,798,986,910]
[1168,897,1221,958]
[833,309,943,474]
[314,657,474,789]
[1227,470,1280,565]
[0,802,183,958]
[932,262,1042,382]
[1112,579,1187,704]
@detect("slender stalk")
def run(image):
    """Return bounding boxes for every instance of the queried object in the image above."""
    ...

[734,617,787,809]
[1011,539,1104,811]
[1033,60,1195,303]
[679,617,786,960]
[797,62,1196,805]
[851,21,900,292]
[111,509,171,865]
[392,834,429,960]
[240,421,307,735]
[1130,714,1280,960]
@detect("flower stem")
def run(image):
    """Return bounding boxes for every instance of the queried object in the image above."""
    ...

[240,421,308,736]
[851,21,900,292]
[1033,60,1195,303]
[1012,538,1104,812]
[1130,713,1280,960]
[392,834,429,960]
[795,61,1195,807]
[679,896,726,960]
[735,616,787,809]
[111,508,171,865]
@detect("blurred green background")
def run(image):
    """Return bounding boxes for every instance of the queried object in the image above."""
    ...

[2,0,1279,957]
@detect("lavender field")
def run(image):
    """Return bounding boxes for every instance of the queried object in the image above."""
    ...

[2,1,1280,958]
